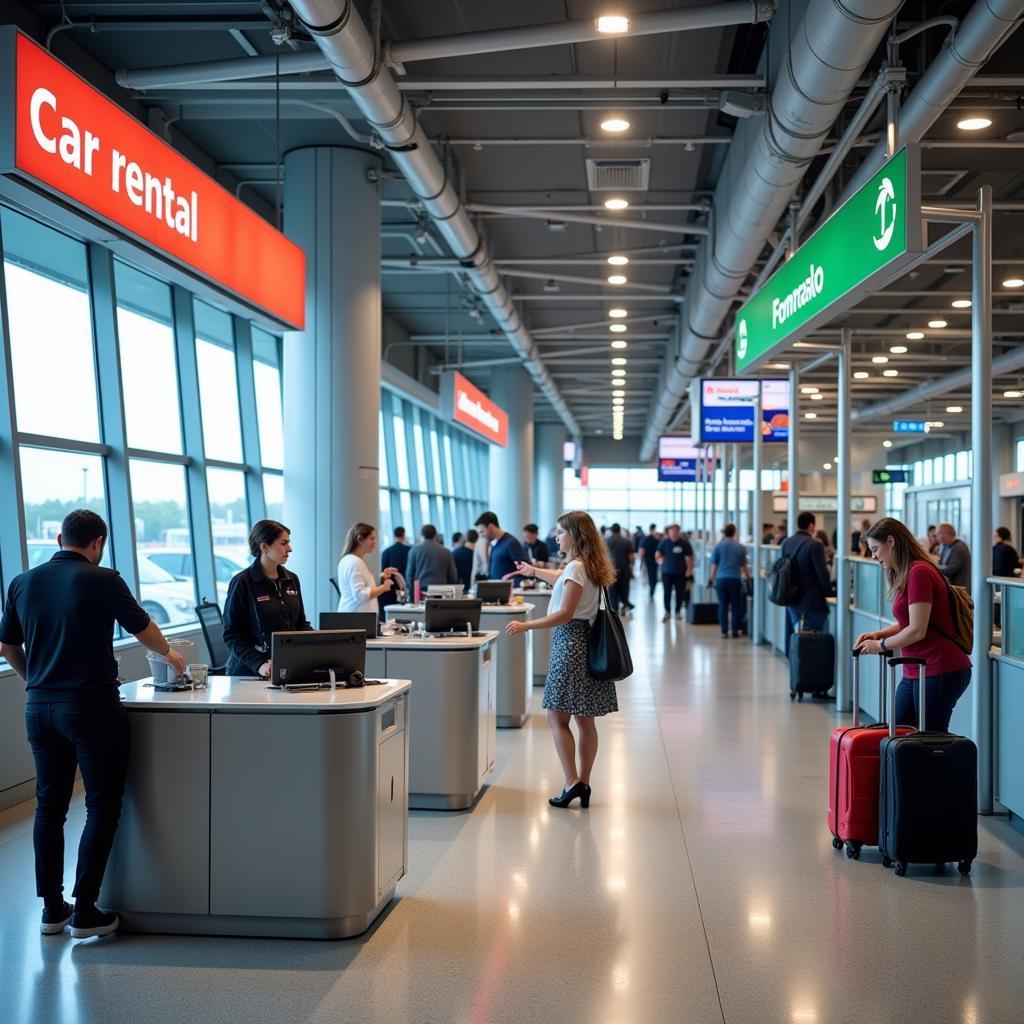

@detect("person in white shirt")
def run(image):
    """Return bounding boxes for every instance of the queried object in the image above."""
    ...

[506,510,618,809]
[336,523,397,613]
[472,534,490,583]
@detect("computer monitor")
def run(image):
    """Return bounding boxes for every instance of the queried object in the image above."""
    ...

[270,630,366,687]
[476,580,512,604]
[318,611,379,639]
[424,598,482,634]
[426,584,464,599]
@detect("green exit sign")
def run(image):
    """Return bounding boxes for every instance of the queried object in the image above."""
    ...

[735,147,922,373]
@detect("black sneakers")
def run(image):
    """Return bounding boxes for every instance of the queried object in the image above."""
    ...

[40,900,74,935]
[69,904,120,939]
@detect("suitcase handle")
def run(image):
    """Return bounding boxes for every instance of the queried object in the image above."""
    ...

[886,655,928,737]
[850,648,888,728]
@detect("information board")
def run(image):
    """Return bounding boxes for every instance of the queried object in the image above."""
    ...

[892,420,926,434]
[699,379,789,443]
[872,469,908,484]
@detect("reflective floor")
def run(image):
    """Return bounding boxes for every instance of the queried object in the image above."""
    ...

[2,597,1023,1024]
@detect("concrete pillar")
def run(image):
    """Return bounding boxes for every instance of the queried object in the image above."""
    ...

[534,423,566,534]
[283,147,382,617]
[487,367,534,534]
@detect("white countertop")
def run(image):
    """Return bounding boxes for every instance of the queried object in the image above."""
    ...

[119,676,412,711]
[387,603,534,616]
[367,630,499,650]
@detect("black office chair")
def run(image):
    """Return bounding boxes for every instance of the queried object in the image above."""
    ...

[196,599,229,674]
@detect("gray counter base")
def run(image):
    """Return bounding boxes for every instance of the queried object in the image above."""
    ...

[498,712,529,729]
[410,788,486,811]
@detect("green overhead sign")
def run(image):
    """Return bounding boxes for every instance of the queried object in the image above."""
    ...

[735,147,921,373]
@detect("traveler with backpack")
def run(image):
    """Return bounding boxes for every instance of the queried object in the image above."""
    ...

[774,511,831,655]
[854,517,972,732]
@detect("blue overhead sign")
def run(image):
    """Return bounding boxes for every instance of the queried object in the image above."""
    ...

[699,379,790,444]
[658,458,696,482]
[892,420,926,434]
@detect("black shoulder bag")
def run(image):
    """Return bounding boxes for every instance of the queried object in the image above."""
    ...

[587,587,634,682]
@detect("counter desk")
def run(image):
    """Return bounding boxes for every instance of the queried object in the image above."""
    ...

[101,676,411,940]
[364,632,498,809]
[385,603,534,727]
[515,586,552,685]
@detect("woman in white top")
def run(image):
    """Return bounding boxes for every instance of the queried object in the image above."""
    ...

[336,523,397,613]
[506,511,618,809]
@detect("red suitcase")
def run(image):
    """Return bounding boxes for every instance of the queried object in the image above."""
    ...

[828,649,914,859]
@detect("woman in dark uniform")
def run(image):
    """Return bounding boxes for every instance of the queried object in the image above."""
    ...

[223,520,312,678]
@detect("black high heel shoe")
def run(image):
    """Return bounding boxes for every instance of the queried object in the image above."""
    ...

[549,781,591,808]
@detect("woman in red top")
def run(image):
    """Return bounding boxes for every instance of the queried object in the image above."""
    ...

[854,517,971,731]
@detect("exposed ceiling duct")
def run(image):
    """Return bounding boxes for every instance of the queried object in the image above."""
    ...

[639,0,902,460]
[839,0,1024,200]
[281,0,580,438]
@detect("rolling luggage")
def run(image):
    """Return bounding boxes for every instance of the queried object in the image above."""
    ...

[828,649,914,859]
[878,656,977,877]
[685,584,719,625]
[789,622,835,700]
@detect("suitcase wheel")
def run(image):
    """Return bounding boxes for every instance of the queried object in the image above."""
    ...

[789,693,796,701]
[958,860,972,876]
[895,862,908,877]
[831,836,843,851]
[845,841,862,860]
[881,856,893,869]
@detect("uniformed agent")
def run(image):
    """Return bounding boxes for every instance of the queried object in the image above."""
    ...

[222,519,312,678]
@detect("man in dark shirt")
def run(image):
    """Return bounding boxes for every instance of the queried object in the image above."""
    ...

[639,523,661,599]
[779,510,831,654]
[656,524,694,621]
[993,527,1021,577]
[405,524,459,590]
[475,511,527,580]
[936,522,972,590]
[379,527,410,610]
[522,524,551,564]
[0,510,184,939]
[452,529,477,590]
[604,523,635,614]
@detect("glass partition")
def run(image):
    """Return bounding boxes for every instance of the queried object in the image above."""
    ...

[1004,584,1024,662]
[853,559,883,618]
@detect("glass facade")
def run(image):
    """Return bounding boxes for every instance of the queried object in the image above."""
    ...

[0,203,279,627]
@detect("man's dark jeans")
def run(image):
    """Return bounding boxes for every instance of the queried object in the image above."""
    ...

[25,699,130,904]
[662,573,688,614]
[644,559,658,598]
[715,578,745,635]
[609,571,632,612]
[895,668,971,732]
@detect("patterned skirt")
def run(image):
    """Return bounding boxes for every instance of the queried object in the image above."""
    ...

[542,618,619,717]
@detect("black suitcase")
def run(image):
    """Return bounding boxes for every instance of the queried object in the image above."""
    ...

[878,655,977,877]
[685,583,719,624]
[789,626,835,701]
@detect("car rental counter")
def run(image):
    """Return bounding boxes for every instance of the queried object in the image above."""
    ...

[364,632,498,809]
[515,585,552,686]
[101,676,412,940]
[385,603,534,727]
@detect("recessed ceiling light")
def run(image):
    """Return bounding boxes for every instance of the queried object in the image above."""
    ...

[1002,277,1024,288]
[611,357,627,366]
[906,331,924,340]
[823,463,832,471]
[952,298,972,309]
[945,405,962,413]
[604,197,629,211]
[612,398,624,406]
[956,116,992,131]
[610,339,628,349]
[607,274,628,285]
[1004,389,1024,399]
[883,369,899,377]
[804,412,817,420]
[609,323,628,334]
[890,345,908,354]
[928,421,945,429]
[928,319,947,329]
[882,440,893,448]
[768,363,790,370]
[872,355,889,364]
[600,118,630,133]
[596,15,630,34]
[810,393,824,400]
[607,254,629,266]
[800,386,819,394]
[612,368,626,376]
[612,389,625,397]
[608,307,627,318]
[853,371,870,380]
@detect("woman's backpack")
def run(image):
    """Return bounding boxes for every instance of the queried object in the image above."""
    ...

[932,572,974,655]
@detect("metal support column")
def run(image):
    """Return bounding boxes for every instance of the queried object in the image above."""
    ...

[787,365,799,539]
[732,443,741,540]
[972,186,994,814]
[835,329,852,712]
[751,394,762,643]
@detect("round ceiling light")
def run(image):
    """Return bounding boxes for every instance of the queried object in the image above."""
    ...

[597,15,630,34]
[609,322,628,333]
[853,371,870,380]
[882,440,893,448]
[600,118,630,133]
[883,369,899,377]
[951,298,972,309]
[608,307,627,318]
[823,463,833,471]
[611,357,627,366]
[607,254,629,266]
[800,386,819,394]
[871,355,889,364]
[945,405,963,413]
[604,197,629,211]
[890,345,908,354]
[928,319,948,329]
[607,274,628,285]
[905,331,924,340]
[810,393,824,401]
[1004,389,1024,399]
[1002,277,1024,288]
[956,116,992,131]
[610,339,628,349]
[612,389,625,397]
[804,412,817,420]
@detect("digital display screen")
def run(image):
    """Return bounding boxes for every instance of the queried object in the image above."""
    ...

[699,379,789,443]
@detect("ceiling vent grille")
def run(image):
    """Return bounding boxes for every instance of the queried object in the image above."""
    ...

[585,158,651,192]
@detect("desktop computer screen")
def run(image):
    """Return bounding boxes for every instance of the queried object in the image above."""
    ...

[270,630,366,687]
[424,598,482,634]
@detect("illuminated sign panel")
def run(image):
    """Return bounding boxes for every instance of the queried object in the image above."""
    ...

[699,379,790,443]
[1,31,305,327]
[441,371,508,447]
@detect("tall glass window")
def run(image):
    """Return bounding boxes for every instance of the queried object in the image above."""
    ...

[1017,439,1024,473]
[251,326,283,470]
[194,299,243,463]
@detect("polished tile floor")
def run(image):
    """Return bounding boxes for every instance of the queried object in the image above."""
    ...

[2,597,1023,1024]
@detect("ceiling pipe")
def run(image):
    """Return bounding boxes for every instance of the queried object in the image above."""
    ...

[465,203,709,236]
[639,0,902,460]
[839,0,1024,200]
[285,0,580,438]
[852,346,1024,423]
[116,2,772,91]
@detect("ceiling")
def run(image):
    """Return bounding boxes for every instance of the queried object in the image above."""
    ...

[7,0,1024,450]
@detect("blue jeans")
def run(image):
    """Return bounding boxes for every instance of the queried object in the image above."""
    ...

[785,608,829,656]
[895,668,971,732]
[715,578,745,635]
